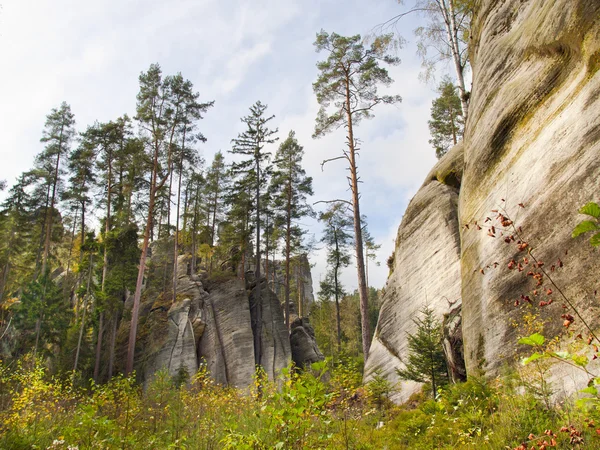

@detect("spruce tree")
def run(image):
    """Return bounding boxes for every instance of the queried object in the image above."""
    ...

[230,101,278,368]
[269,131,314,327]
[313,31,401,359]
[396,305,449,399]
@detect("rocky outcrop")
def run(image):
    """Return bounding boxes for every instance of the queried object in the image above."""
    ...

[364,144,463,403]
[199,277,256,388]
[366,0,600,401]
[249,280,292,381]
[461,0,600,387]
[139,255,206,385]
[290,317,324,368]
[119,249,293,388]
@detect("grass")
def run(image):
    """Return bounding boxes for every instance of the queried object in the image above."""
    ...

[1,356,600,449]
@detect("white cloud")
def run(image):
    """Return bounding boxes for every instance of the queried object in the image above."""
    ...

[0,0,444,296]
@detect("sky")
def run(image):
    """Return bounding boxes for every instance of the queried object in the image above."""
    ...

[0,0,454,295]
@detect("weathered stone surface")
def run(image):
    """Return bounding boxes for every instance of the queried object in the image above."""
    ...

[290,317,324,368]
[367,0,600,402]
[442,303,466,384]
[249,281,292,381]
[265,254,315,316]
[199,277,256,388]
[140,255,206,385]
[364,144,463,403]
[461,0,600,388]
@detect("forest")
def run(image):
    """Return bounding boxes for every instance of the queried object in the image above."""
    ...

[2,0,600,448]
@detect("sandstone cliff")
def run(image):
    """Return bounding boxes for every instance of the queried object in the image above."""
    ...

[366,0,600,400]
[364,144,463,403]
[116,251,293,388]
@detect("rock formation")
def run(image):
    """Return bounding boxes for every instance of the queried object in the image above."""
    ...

[364,144,463,403]
[365,0,600,401]
[118,250,293,388]
[290,317,324,369]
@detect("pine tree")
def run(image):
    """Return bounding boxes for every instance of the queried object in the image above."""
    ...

[269,131,314,328]
[230,101,278,368]
[313,31,401,359]
[126,63,175,375]
[429,76,464,159]
[318,202,353,352]
[170,79,213,301]
[396,305,449,399]
[36,102,76,276]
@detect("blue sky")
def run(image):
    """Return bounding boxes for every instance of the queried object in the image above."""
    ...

[0,0,456,293]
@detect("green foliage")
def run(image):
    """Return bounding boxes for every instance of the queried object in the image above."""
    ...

[396,305,449,399]
[3,359,600,449]
[573,202,600,247]
[12,273,72,358]
[313,30,401,138]
[428,76,464,158]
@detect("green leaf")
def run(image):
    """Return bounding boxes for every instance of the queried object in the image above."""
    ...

[579,202,600,218]
[572,354,589,367]
[518,333,545,346]
[580,386,598,396]
[591,232,600,247]
[552,351,571,359]
[572,220,600,238]
[522,352,545,365]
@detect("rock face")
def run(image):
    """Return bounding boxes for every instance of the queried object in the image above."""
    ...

[248,280,293,381]
[366,0,600,401]
[139,255,206,385]
[199,277,256,387]
[290,317,324,368]
[364,144,463,403]
[461,0,600,388]
[120,250,293,388]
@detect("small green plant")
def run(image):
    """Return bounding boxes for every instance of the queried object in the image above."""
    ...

[572,201,600,247]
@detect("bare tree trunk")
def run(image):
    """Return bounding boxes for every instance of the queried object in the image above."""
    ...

[284,169,292,329]
[345,79,371,359]
[41,125,65,277]
[334,229,342,353]
[253,155,263,368]
[126,138,167,375]
[440,0,469,120]
[107,309,118,379]
[95,150,112,382]
[173,128,186,302]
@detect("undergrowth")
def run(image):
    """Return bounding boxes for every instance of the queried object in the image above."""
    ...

[1,356,600,449]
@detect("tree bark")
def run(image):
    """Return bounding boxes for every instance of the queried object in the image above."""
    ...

[95,147,112,382]
[41,123,65,277]
[126,135,166,375]
[345,78,371,360]
[172,128,186,301]
[253,153,263,368]
[334,228,342,353]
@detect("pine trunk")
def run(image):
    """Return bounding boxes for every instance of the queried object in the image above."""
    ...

[345,79,371,359]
